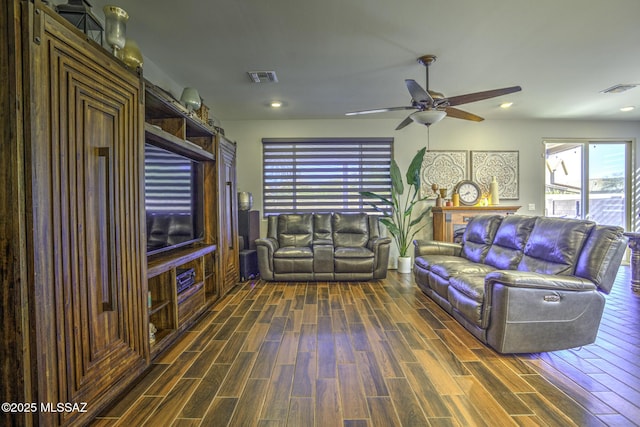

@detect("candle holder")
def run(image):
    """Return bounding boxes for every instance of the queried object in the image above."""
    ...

[56,0,103,45]
[103,5,128,56]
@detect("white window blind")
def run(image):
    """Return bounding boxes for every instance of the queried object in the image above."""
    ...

[144,144,194,215]
[262,138,393,216]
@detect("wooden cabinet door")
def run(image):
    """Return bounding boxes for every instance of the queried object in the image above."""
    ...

[27,7,148,424]
[217,136,239,294]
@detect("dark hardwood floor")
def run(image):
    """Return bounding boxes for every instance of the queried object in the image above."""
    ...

[92,266,640,426]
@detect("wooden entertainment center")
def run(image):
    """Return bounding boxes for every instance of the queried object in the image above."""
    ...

[1,2,239,425]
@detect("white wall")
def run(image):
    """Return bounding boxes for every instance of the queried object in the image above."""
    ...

[223,117,640,250]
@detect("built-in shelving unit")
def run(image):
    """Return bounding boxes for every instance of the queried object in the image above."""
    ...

[144,81,222,358]
[147,244,216,356]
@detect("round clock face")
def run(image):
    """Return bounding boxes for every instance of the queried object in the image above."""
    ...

[456,180,481,205]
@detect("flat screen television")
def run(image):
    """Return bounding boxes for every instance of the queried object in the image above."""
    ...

[144,143,204,256]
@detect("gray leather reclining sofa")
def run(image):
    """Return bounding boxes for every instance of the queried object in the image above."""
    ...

[413,214,626,353]
[256,212,391,281]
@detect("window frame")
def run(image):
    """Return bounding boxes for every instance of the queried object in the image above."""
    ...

[262,137,393,216]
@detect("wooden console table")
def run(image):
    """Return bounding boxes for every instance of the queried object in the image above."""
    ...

[432,205,521,242]
[623,232,640,293]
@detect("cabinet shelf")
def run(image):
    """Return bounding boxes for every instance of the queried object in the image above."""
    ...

[148,244,217,278]
[145,123,215,161]
[151,329,173,348]
[149,299,171,316]
[145,81,214,138]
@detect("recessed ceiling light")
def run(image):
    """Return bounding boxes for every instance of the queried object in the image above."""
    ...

[620,106,635,112]
[500,102,513,109]
[270,101,282,108]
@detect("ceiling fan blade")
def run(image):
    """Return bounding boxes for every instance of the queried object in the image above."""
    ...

[405,79,434,105]
[345,106,416,116]
[395,115,414,130]
[445,107,484,122]
[445,86,522,107]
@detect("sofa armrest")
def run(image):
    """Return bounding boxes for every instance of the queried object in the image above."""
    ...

[483,270,604,352]
[313,239,333,247]
[369,236,392,251]
[413,239,462,257]
[370,237,391,279]
[256,238,279,280]
[256,237,279,252]
[485,270,598,292]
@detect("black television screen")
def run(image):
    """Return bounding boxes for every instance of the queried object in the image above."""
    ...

[144,143,204,255]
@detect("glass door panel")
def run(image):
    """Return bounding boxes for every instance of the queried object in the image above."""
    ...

[544,140,629,230]
[545,143,583,218]
[587,143,627,228]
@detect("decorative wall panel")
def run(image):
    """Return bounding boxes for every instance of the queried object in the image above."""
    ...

[471,151,519,199]
[421,150,468,197]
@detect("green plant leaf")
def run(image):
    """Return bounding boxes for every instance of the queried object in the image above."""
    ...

[360,191,392,206]
[390,159,404,196]
[406,147,426,189]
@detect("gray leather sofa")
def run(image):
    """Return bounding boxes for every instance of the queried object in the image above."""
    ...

[256,212,391,281]
[413,214,626,353]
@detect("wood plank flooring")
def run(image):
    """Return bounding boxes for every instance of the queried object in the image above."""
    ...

[92,266,640,426]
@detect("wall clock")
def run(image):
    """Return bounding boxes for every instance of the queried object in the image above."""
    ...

[455,180,482,206]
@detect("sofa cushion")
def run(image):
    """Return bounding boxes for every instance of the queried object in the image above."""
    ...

[333,212,369,247]
[335,257,374,273]
[415,254,462,271]
[334,246,374,259]
[462,215,503,263]
[430,259,496,280]
[278,214,313,247]
[484,215,536,270]
[274,246,314,258]
[517,217,594,275]
[449,273,486,302]
[448,274,487,327]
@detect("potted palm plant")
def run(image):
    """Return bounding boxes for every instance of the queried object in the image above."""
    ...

[361,147,432,273]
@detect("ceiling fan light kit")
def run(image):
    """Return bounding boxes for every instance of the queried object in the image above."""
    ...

[345,54,522,129]
[410,110,446,126]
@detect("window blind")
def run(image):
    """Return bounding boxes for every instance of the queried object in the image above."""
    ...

[262,138,393,216]
[144,144,194,215]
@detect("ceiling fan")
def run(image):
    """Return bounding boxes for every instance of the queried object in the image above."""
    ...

[345,54,522,129]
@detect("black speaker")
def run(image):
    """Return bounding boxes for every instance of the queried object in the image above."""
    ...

[239,249,259,281]
[238,210,260,250]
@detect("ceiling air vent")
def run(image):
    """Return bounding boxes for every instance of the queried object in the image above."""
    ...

[601,84,637,94]
[247,70,278,83]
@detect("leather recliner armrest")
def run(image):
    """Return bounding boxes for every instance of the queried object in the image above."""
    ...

[413,240,462,257]
[255,237,279,253]
[369,236,392,251]
[479,270,599,331]
[485,270,598,292]
[255,237,279,280]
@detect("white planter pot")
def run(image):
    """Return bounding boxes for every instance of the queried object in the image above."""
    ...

[397,256,412,274]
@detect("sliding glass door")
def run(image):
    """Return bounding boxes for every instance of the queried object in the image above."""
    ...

[544,140,630,229]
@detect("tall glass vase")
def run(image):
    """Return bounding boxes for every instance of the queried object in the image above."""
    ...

[103,6,128,55]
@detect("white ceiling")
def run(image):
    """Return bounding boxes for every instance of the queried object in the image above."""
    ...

[87,0,640,124]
